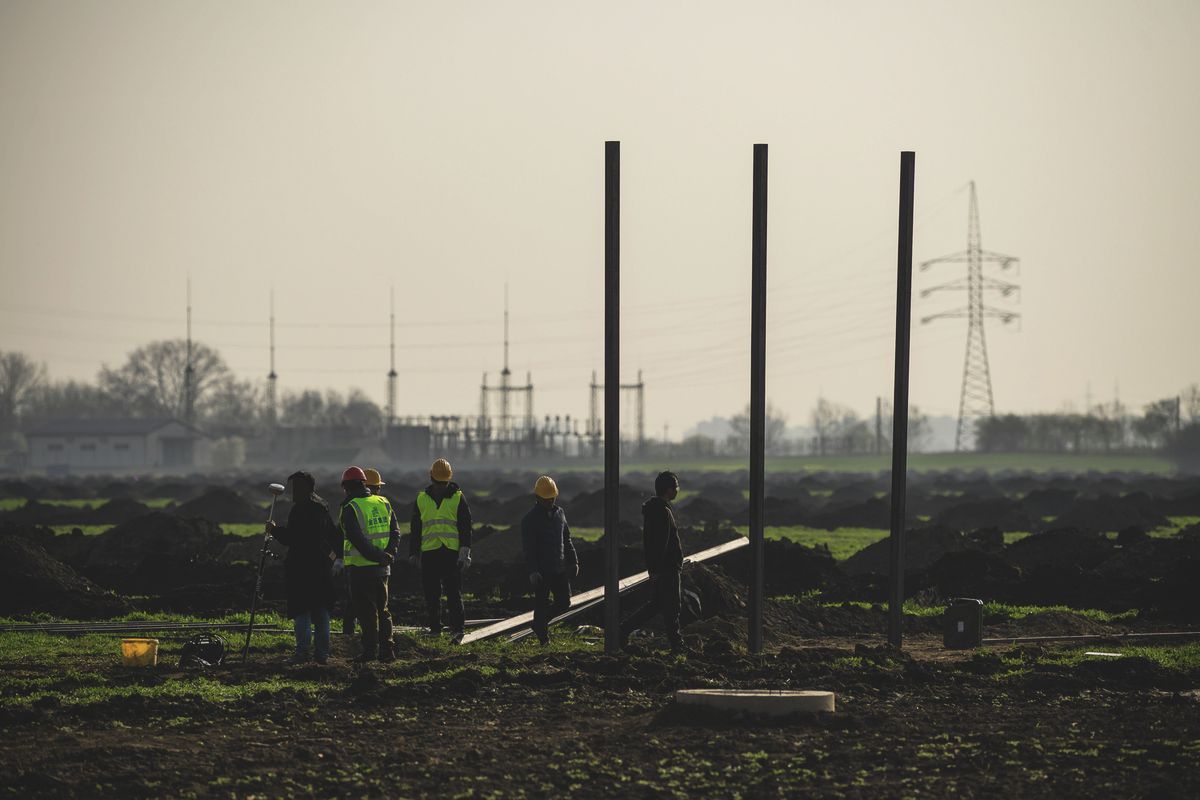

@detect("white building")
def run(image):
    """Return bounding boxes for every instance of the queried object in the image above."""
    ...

[24,418,210,474]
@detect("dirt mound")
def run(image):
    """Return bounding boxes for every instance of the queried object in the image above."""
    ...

[934,498,1036,533]
[1006,528,1114,570]
[174,488,263,523]
[89,497,151,525]
[693,483,749,512]
[710,537,850,597]
[676,564,891,640]
[841,525,967,577]
[919,549,1022,600]
[808,497,891,530]
[565,485,648,528]
[1020,488,1078,518]
[675,496,735,525]
[1051,494,1171,532]
[0,534,131,618]
[1154,489,1200,516]
[82,513,233,591]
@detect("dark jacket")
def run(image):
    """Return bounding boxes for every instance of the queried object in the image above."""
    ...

[521,503,578,576]
[409,482,473,556]
[270,494,340,618]
[642,496,682,574]
[340,483,400,577]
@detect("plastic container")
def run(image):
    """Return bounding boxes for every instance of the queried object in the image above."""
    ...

[943,598,984,650]
[120,637,159,667]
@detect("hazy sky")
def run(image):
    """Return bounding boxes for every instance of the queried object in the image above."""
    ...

[2,0,1198,439]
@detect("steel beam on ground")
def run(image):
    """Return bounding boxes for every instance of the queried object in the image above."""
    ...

[460,537,749,645]
[749,143,768,654]
[887,151,916,649]
[604,140,621,654]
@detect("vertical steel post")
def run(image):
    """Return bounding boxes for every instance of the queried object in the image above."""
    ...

[604,141,621,654]
[888,151,916,649]
[749,143,768,654]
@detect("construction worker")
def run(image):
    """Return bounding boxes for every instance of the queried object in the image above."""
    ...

[339,467,386,638]
[409,458,473,641]
[339,465,401,663]
[521,475,578,645]
[620,471,685,652]
[265,471,340,665]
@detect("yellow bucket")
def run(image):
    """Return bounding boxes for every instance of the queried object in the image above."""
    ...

[120,638,159,667]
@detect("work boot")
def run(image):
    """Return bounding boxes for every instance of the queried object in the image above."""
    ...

[377,643,396,663]
[351,649,374,665]
[449,630,465,645]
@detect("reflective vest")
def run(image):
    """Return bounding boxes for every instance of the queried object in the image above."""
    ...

[342,495,394,567]
[417,490,462,552]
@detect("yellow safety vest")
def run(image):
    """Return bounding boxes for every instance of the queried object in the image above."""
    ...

[342,495,394,567]
[417,491,462,552]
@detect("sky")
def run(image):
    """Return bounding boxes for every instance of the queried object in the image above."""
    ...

[1,0,1198,440]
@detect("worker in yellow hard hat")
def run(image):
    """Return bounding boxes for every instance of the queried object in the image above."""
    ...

[363,468,385,494]
[409,458,473,641]
[521,475,578,645]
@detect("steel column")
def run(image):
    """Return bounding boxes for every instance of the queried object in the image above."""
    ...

[887,151,916,649]
[749,143,768,654]
[604,141,621,654]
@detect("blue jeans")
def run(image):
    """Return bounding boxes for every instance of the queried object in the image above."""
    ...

[294,609,330,660]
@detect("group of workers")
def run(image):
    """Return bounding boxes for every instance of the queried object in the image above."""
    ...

[266,459,686,664]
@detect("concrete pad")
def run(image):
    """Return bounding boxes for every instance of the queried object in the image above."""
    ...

[674,689,835,716]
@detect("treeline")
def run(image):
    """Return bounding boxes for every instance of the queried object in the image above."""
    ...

[976,390,1200,460]
[0,342,386,443]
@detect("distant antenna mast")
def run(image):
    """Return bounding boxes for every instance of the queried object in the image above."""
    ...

[920,181,1020,451]
[500,283,511,437]
[386,286,397,428]
[184,278,195,425]
[267,288,278,428]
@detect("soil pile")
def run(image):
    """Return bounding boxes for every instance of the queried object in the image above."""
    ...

[1052,494,1171,532]
[934,498,1036,533]
[809,497,891,530]
[1155,489,1200,516]
[1020,488,1078,518]
[565,485,648,527]
[1006,528,1113,570]
[918,550,1022,600]
[842,525,967,577]
[674,496,735,525]
[0,534,131,618]
[174,488,263,523]
[81,513,234,593]
[89,497,151,525]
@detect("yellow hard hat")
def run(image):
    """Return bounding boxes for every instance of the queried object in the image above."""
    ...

[430,458,453,482]
[363,468,384,488]
[534,475,559,499]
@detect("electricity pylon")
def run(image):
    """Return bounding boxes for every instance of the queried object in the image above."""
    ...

[920,182,1020,451]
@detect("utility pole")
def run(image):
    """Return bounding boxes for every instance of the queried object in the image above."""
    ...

[267,288,277,429]
[920,182,1020,451]
[387,286,397,429]
[184,278,195,426]
[875,396,883,455]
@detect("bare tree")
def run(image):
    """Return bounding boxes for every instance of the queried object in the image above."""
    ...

[728,401,789,455]
[0,352,46,437]
[98,340,229,420]
[23,379,124,421]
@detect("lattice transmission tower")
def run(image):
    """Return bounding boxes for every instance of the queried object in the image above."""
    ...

[920,181,1020,451]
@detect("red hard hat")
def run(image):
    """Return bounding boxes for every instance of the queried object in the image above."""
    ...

[341,466,367,483]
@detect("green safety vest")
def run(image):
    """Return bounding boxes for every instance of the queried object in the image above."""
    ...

[417,490,462,552]
[342,495,394,567]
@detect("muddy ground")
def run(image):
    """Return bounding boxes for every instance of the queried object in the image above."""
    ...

[2,468,1199,797]
[2,630,1199,798]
